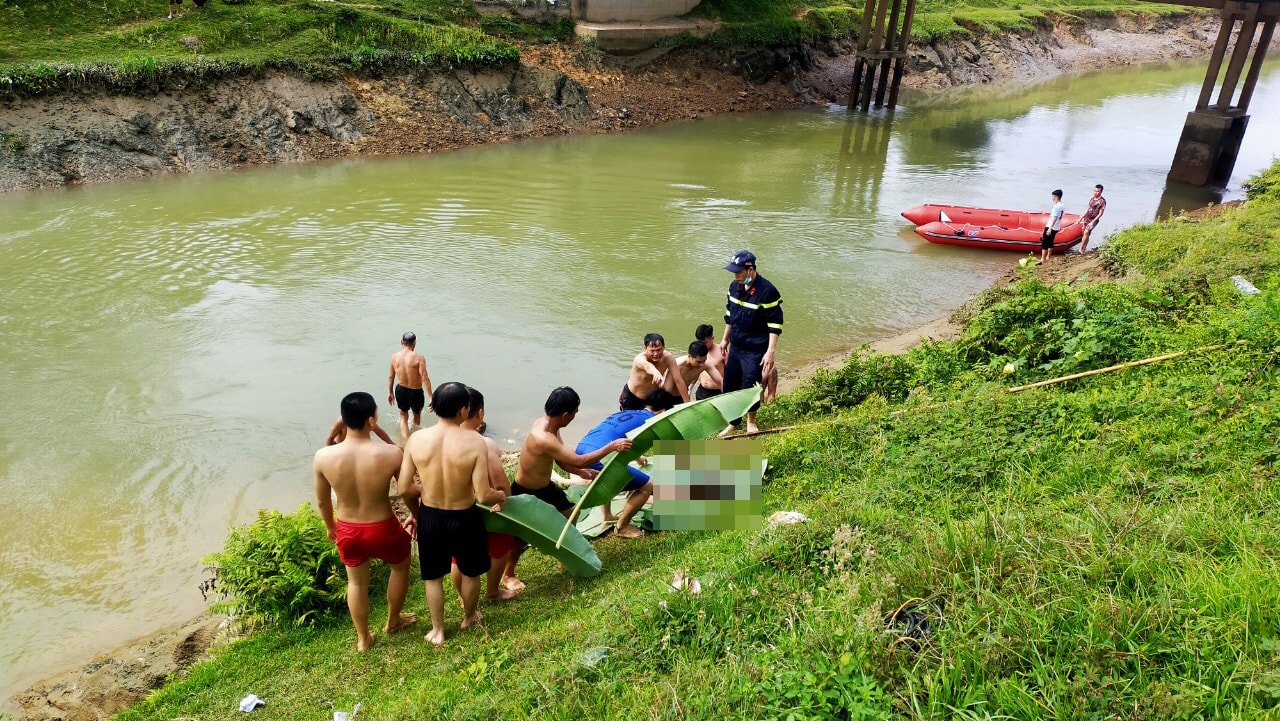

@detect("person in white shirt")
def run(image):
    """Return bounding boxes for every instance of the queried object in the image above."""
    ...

[1039,189,1064,265]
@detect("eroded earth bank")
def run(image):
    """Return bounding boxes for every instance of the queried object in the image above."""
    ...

[0,13,1226,193]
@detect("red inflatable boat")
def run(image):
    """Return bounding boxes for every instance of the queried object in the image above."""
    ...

[901,204,1083,253]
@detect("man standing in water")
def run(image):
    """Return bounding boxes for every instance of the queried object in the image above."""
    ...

[1078,184,1107,254]
[389,331,433,442]
[721,250,783,434]
[398,382,506,646]
[1039,189,1065,265]
[620,334,689,410]
[694,324,725,400]
[314,392,417,652]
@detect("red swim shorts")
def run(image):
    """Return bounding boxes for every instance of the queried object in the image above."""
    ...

[487,532,521,559]
[335,516,411,567]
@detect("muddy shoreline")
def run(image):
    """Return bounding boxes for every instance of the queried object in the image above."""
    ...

[6,13,1249,720]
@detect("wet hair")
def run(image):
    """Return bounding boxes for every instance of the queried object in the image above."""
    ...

[340,391,377,430]
[466,386,485,416]
[1051,189,1063,200]
[432,382,471,420]
[545,386,580,417]
[687,341,708,358]
[1095,184,1104,192]
[645,388,680,413]
[401,331,416,346]
[695,324,714,341]
[643,333,665,348]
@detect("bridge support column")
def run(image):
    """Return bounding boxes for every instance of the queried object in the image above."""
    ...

[848,0,915,111]
[1168,0,1277,185]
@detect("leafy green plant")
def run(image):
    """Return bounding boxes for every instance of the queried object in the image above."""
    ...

[754,652,893,721]
[201,503,346,628]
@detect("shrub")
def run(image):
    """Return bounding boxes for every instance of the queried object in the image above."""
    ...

[202,503,346,628]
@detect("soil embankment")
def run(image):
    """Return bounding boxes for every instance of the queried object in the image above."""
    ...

[0,13,1227,193]
[4,12,1245,721]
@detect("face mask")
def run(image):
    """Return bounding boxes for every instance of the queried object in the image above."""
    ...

[742,273,754,286]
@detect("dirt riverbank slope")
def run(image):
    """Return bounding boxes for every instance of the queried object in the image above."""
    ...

[0,13,1226,193]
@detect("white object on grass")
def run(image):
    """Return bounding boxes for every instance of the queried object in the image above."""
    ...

[238,694,265,713]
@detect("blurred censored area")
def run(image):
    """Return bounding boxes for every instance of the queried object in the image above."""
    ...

[648,439,764,530]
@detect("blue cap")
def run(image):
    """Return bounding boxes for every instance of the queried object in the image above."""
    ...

[724,250,756,272]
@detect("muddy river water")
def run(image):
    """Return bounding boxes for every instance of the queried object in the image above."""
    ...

[1,59,1278,701]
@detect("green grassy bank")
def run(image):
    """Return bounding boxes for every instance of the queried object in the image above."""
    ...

[0,0,1197,97]
[117,164,1280,720]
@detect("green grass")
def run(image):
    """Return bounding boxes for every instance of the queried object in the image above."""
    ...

[116,166,1280,719]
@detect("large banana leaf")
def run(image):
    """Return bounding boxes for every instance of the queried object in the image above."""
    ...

[555,386,762,547]
[480,495,602,578]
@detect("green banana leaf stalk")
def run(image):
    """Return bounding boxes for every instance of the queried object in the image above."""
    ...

[554,386,762,548]
[481,494,602,578]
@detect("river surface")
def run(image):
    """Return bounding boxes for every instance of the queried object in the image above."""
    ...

[1,59,1278,702]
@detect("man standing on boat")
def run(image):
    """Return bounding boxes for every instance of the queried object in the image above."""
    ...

[1039,190,1065,265]
[1078,184,1107,254]
[720,250,783,434]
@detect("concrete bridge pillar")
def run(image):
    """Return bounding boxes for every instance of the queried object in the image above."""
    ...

[1167,0,1278,186]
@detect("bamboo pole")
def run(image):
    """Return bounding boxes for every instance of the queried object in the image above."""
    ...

[722,340,1249,439]
[1005,341,1243,393]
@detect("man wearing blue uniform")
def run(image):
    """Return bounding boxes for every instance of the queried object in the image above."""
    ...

[720,250,783,434]
[574,389,680,538]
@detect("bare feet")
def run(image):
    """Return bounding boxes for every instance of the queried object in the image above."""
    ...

[358,633,377,652]
[615,524,644,538]
[460,611,484,630]
[487,587,518,601]
[424,628,445,646]
[384,612,417,635]
[501,576,526,593]
[746,421,761,434]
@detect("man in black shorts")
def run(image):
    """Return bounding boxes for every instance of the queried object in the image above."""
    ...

[388,331,433,442]
[1039,189,1064,265]
[514,387,632,516]
[397,382,506,646]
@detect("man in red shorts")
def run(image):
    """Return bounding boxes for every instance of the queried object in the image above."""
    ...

[314,391,417,651]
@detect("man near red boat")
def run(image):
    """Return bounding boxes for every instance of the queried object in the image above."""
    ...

[1039,189,1065,265]
[1078,184,1107,254]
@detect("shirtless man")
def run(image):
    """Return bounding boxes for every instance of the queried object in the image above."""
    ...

[501,387,633,583]
[620,333,688,411]
[397,382,505,646]
[452,386,522,601]
[388,332,433,442]
[325,416,394,446]
[694,324,725,400]
[674,341,711,401]
[314,392,416,651]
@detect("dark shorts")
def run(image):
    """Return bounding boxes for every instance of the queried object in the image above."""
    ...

[395,385,426,414]
[418,505,489,580]
[694,385,723,401]
[1040,228,1058,249]
[512,481,574,513]
[618,384,646,411]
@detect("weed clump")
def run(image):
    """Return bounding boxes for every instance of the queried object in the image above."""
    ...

[201,503,346,628]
